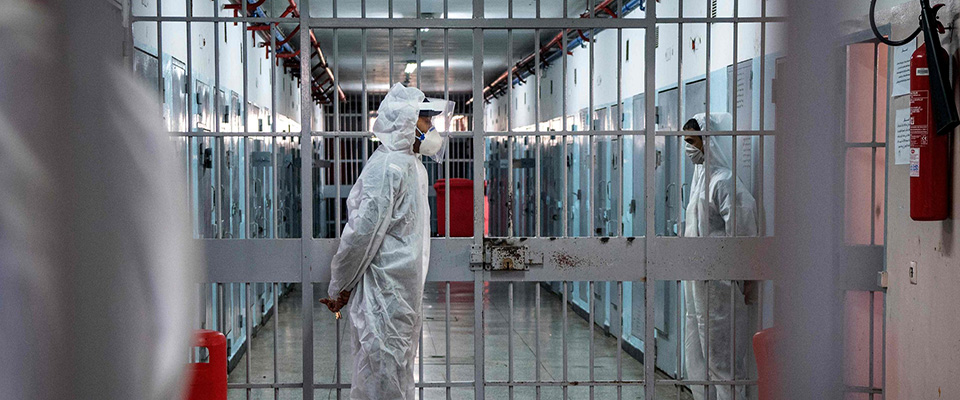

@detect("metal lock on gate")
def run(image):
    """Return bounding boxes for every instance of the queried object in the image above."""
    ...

[485,245,538,271]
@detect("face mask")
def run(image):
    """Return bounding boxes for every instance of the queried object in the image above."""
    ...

[416,126,443,157]
[685,142,705,164]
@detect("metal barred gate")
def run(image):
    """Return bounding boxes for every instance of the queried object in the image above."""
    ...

[128,0,885,398]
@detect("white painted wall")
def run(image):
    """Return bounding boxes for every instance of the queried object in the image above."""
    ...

[873,1,960,398]
[483,1,785,132]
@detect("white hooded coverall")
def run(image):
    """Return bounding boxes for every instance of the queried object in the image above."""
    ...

[328,83,431,400]
[682,113,758,400]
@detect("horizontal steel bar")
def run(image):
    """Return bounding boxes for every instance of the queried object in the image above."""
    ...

[483,130,778,137]
[844,386,884,394]
[202,240,302,283]
[646,237,777,280]
[309,131,475,138]
[310,238,477,282]
[169,131,303,138]
[655,130,778,137]
[227,383,303,389]
[844,142,886,148]
[656,380,758,385]
[485,380,644,387]
[132,16,293,23]
[311,382,476,389]
[202,237,785,282]
[134,16,786,26]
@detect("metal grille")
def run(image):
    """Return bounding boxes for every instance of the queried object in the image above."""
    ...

[121,1,891,400]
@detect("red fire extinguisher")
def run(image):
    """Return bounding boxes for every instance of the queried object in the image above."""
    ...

[910,42,951,221]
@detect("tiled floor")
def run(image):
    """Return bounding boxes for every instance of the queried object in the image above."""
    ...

[226,282,696,400]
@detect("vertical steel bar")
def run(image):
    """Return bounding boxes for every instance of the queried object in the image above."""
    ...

[299,0,315,398]
[589,281,595,400]
[474,271,485,400]
[730,282,736,399]
[336,315,342,400]
[882,290,887,397]
[444,27,451,238]
[273,136,279,238]
[471,2,485,396]
[732,0,739,237]
[535,282,541,400]
[617,281,623,400]
[616,24,623,238]
[186,0,194,133]
[216,136,224,239]
[705,282,711,398]
[273,282,279,397]
[535,26,542,238]
[242,5,249,177]
[757,0,767,237]
[562,281,569,400]
[870,43,879,243]
[588,22,595,238]
[508,282,515,400]
[214,18,221,136]
[218,283,225,336]
[420,320,424,398]
[869,291,875,399]
[446,281,452,400]
[562,27,569,237]
[334,28,342,237]
[643,0,657,398]
[199,284,206,330]
[675,0,684,237]
[156,0,163,119]
[271,25,277,134]
[507,29,514,236]
[245,282,252,400]
[677,281,683,383]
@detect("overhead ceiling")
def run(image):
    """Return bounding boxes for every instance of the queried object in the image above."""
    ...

[263,0,591,95]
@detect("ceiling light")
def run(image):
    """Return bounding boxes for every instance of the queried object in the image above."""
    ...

[404,62,418,74]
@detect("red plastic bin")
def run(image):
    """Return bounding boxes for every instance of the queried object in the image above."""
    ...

[434,178,486,237]
[186,330,227,400]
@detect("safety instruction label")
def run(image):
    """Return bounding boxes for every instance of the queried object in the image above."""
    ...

[910,148,920,177]
[892,42,915,97]
[894,108,911,165]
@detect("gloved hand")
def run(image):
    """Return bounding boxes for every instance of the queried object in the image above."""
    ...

[319,290,351,313]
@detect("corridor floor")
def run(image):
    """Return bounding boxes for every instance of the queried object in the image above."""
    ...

[226,282,694,400]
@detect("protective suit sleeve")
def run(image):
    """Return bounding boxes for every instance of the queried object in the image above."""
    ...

[712,175,758,237]
[327,165,402,298]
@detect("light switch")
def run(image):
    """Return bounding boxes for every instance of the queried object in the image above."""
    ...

[909,261,918,285]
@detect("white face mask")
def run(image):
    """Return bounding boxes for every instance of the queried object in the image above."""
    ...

[685,142,705,164]
[416,126,442,157]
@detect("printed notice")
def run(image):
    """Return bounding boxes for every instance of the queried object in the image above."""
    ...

[892,41,916,97]
[895,108,911,164]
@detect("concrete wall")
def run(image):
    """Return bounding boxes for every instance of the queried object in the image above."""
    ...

[852,0,960,398]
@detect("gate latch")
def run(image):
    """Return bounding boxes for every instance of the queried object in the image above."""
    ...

[483,242,543,271]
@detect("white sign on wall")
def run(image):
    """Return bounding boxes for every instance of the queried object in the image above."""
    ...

[892,41,916,98]
[894,107,911,165]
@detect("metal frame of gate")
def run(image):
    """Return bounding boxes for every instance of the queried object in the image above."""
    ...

[125,0,887,399]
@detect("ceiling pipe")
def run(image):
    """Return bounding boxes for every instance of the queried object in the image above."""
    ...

[467,0,645,105]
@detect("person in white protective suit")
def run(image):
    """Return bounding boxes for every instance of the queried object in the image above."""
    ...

[319,83,451,399]
[681,113,758,400]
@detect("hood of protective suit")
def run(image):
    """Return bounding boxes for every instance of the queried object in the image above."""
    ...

[691,112,733,133]
[684,112,757,237]
[373,83,425,152]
